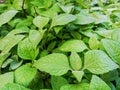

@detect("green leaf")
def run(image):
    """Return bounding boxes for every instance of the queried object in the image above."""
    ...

[18,30,44,60]
[33,53,70,76]
[13,0,28,10]
[60,83,89,90]
[0,10,18,26]
[89,75,111,90]
[70,52,82,70]
[84,50,119,74]
[33,16,49,30]
[51,76,68,90]
[111,29,120,42]
[102,39,120,64]
[51,14,76,27]
[0,72,14,89]
[91,12,111,24]
[58,4,74,13]
[101,70,118,82]
[0,52,10,68]
[0,30,25,53]
[95,29,113,38]
[72,71,84,82]
[89,36,99,50]
[74,13,95,25]
[2,83,30,90]
[15,64,37,87]
[59,40,88,52]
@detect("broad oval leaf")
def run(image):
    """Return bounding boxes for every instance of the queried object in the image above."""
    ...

[74,13,95,25]
[33,53,70,76]
[15,64,37,87]
[70,52,82,70]
[33,16,49,29]
[2,83,30,90]
[0,72,14,89]
[89,75,111,90]
[0,10,18,26]
[91,12,111,24]
[59,40,88,52]
[102,39,120,64]
[60,83,89,90]
[51,14,76,27]
[84,50,119,74]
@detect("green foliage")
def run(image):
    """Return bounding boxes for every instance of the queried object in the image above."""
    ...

[0,0,120,89]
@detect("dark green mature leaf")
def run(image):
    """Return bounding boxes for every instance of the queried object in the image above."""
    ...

[102,39,120,64]
[70,52,82,70]
[51,14,76,27]
[33,53,70,76]
[60,83,89,90]
[0,72,14,89]
[51,76,68,90]
[84,50,119,74]
[59,40,88,52]
[15,64,37,87]
[18,30,44,60]
[89,75,111,90]
[0,10,18,26]
[2,83,30,90]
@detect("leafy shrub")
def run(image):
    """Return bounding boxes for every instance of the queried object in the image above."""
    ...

[0,0,120,90]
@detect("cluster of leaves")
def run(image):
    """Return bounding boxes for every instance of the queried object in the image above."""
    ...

[0,0,120,90]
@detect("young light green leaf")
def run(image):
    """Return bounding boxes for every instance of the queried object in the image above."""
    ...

[74,13,95,25]
[0,72,14,89]
[33,53,70,76]
[18,30,44,60]
[0,10,18,26]
[15,64,37,87]
[111,29,120,42]
[89,36,99,49]
[58,4,74,13]
[51,14,76,28]
[60,83,89,90]
[33,16,49,30]
[2,83,30,90]
[51,76,68,90]
[59,40,88,52]
[89,75,111,90]
[70,52,82,70]
[102,39,120,64]
[84,50,119,74]
[72,71,84,82]
[18,38,39,60]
